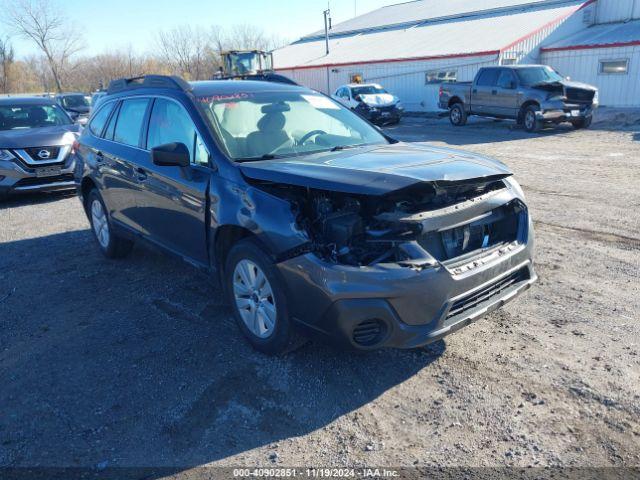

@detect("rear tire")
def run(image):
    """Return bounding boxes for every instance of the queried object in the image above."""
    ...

[523,105,541,133]
[571,116,592,129]
[225,238,301,355]
[87,189,133,259]
[449,103,467,126]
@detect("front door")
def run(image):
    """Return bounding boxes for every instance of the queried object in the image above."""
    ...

[135,97,211,266]
[471,68,500,116]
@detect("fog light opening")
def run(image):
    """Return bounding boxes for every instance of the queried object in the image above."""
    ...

[352,319,388,347]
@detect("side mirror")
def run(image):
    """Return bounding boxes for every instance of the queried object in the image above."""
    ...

[151,142,190,167]
[354,94,362,102]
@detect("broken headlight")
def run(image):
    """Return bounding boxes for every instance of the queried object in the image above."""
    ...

[504,176,526,200]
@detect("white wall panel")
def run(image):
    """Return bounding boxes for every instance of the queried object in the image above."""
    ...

[279,54,499,112]
[542,45,640,106]
[596,0,637,23]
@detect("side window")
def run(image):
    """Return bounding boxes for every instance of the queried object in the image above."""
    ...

[497,70,516,89]
[88,102,115,137]
[104,102,120,140]
[476,69,500,87]
[147,98,205,165]
[113,98,150,147]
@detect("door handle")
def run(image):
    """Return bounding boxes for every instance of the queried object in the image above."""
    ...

[135,167,147,182]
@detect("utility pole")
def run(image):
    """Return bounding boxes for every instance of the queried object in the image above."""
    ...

[323,8,331,55]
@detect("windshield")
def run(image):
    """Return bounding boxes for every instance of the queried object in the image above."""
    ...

[0,104,72,131]
[516,66,564,86]
[351,85,387,96]
[61,95,90,109]
[198,91,388,161]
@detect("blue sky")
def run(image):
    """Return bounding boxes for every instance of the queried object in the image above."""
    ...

[3,0,394,57]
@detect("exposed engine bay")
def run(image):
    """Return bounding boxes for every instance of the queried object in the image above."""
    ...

[252,177,523,269]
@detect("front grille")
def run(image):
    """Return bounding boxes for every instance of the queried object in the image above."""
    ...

[14,174,74,188]
[22,146,61,162]
[566,88,595,104]
[352,319,387,347]
[446,268,529,320]
[419,200,525,262]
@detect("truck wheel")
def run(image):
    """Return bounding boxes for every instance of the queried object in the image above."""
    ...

[225,238,300,355]
[571,116,592,129]
[87,189,133,259]
[449,103,467,126]
[523,105,541,133]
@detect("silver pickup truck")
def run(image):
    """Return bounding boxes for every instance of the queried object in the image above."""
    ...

[439,65,598,132]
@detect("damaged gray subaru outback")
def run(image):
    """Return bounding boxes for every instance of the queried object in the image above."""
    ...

[75,76,536,354]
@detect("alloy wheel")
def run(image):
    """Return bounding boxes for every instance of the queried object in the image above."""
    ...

[233,260,277,338]
[91,199,110,248]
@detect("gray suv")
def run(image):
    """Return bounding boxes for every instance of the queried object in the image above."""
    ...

[0,97,80,200]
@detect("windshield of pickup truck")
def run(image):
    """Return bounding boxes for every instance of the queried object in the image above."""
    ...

[198,91,388,161]
[0,104,72,131]
[516,66,564,86]
[60,95,90,109]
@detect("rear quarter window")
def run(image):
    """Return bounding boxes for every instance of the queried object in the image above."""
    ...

[88,102,115,137]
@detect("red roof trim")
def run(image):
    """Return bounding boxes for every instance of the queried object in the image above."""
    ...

[275,50,500,72]
[541,40,640,52]
[500,0,594,52]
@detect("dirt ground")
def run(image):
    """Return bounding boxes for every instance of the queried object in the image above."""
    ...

[0,115,638,477]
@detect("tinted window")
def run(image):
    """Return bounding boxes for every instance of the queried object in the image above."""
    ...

[147,99,198,160]
[497,70,516,89]
[113,98,149,147]
[476,69,500,87]
[88,102,115,137]
[61,95,89,109]
[0,104,71,131]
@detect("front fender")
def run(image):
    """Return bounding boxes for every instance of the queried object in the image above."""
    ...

[211,176,310,258]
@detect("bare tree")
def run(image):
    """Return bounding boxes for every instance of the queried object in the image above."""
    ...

[3,0,84,92]
[156,25,215,80]
[0,36,14,93]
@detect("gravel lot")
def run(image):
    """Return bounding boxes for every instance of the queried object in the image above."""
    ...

[0,115,638,477]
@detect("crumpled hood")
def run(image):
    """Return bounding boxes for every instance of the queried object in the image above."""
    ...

[533,79,597,91]
[239,142,512,195]
[0,124,80,149]
[359,93,397,107]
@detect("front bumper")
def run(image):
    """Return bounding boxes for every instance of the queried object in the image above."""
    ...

[539,103,596,122]
[0,154,76,196]
[278,209,536,350]
[360,106,403,124]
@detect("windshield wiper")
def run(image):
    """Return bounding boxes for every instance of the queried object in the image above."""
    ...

[235,154,280,163]
[330,144,365,152]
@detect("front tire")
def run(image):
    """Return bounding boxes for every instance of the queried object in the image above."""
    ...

[87,189,133,259]
[225,238,296,355]
[449,103,467,126]
[571,116,592,129]
[523,105,541,133]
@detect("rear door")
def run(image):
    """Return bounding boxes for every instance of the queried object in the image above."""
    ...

[135,97,211,265]
[471,68,500,116]
[94,97,151,232]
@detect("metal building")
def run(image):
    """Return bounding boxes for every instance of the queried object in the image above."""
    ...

[273,0,640,110]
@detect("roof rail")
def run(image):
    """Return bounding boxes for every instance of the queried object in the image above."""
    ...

[107,75,192,94]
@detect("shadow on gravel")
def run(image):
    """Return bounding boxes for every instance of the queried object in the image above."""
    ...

[0,190,76,210]
[385,117,577,146]
[0,230,445,475]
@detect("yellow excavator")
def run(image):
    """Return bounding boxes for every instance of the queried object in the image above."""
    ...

[217,50,297,85]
